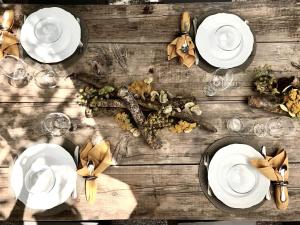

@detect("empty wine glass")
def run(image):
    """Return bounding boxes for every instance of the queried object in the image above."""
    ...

[204,68,234,96]
[267,116,294,138]
[34,69,57,89]
[42,113,71,137]
[0,55,31,87]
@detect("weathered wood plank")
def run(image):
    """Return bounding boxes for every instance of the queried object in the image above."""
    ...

[1,165,300,220]
[0,42,299,103]
[7,1,300,43]
[0,101,299,166]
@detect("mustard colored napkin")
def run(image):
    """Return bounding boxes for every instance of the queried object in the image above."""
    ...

[167,12,195,68]
[77,140,113,204]
[0,31,19,59]
[251,149,289,210]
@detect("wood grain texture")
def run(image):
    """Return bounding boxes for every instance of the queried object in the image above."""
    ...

[6,1,300,43]
[1,165,300,220]
[0,42,299,103]
[0,101,299,166]
[0,1,300,220]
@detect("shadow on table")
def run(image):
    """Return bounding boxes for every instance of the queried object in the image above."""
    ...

[4,200,82,225]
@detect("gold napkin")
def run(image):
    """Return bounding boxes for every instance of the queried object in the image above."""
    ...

[251,149,289,210]
[77,140,113,204]
[0,31,19,59]
[167,12,195,68]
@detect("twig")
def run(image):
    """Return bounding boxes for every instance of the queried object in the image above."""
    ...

[117,87,162,149]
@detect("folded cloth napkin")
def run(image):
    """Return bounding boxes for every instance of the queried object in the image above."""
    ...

[251,149,289,210]
[77,140,112,204]
[0,31,19,59]
[167,12,196,68]
[167,34,196,68]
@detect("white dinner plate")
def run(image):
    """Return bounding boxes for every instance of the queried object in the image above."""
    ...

[196,13,254,69]
[208,144,269,208]
[20,7,81,63]
[10,143,77,210]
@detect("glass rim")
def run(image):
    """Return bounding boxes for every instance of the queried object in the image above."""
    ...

[43,112,71,136]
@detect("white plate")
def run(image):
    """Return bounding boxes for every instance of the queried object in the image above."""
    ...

[10,143,77,210]
[20,7,81,63]
[208,144,269,209]
[196,13,254,69]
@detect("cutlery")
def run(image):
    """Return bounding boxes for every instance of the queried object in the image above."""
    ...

[261,146,271,200]
[71,145,79,199]
[87,160,95,176]
[203,154,212,196]
[279,165,287,202]
[192,17,200,65]
[76,17,84,54]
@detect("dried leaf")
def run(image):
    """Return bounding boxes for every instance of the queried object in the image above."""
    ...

[169,120,197,133]
[128,80,152,99]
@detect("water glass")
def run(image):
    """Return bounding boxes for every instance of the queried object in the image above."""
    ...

[253,122,268,137]
[34,69,57,89]
[204,68,234,97]
[0,55,30,87]
[227,117,244,133]
[42,113,71,137]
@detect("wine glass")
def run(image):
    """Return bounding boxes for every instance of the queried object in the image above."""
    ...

[0,55,31,88]
[267,116,294,138]
[204,68,234,97]
[42,113,71,137]
[34,69,57,89]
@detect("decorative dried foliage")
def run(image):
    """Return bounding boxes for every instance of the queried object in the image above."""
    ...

[253,65,279,95]
[74,78,215,149]
[169,120,197,133]
[114,112,140,137]
[281,89,300,118]
[250,65,300,118]
[128,80,152,99]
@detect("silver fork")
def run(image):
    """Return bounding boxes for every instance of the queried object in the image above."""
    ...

[203,154,212,196]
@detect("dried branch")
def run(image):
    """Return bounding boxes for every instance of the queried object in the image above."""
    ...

[248,95,286,115]
[117,87,162,149]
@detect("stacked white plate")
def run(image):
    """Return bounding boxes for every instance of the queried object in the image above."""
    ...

[20,7,81,63]
[208,144,269,208]
[10,143,77,210]
[195,13,254,69]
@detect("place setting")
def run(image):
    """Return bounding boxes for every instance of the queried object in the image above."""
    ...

[10,125,113,210]
[20,6,88,64]
[167,11,255,97]
[199,136,290,212]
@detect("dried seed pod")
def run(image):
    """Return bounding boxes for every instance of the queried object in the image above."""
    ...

[150,90,159,102]
[144,77,153,85]
[190,105,202,116]
[163,105,173,114]
[159,90,168,103]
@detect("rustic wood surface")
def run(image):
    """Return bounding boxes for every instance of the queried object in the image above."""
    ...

[0,0,300,221]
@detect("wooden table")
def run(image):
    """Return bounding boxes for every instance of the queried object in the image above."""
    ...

[0,1,299,221]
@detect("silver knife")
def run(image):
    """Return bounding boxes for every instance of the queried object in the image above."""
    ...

[261,146,271,200]
[72,146,79,199]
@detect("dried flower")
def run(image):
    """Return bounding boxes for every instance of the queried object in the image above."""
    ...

[169,120,197,133]
[115,112,134,131]
[128,80,152,99]
[281,88,300,117]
